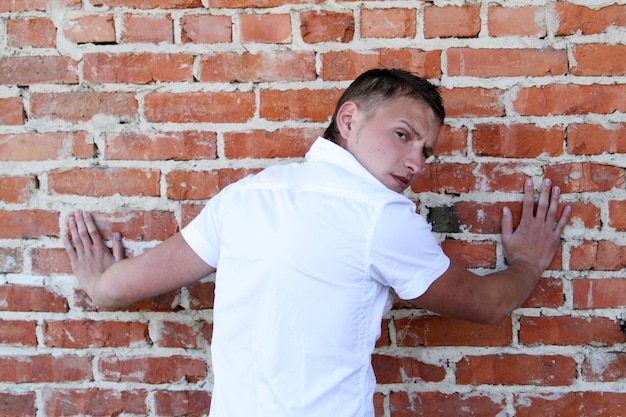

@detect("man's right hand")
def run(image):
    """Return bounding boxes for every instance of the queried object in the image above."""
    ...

[63,210,125,298]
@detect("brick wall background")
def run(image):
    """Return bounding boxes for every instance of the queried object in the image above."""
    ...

[0,0,624,416]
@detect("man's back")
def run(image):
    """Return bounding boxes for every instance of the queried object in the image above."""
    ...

[181,139,449,417]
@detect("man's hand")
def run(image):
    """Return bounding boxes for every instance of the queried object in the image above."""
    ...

[501,178,572,273]
[63,210,125,298]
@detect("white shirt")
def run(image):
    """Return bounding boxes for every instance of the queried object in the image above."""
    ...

[181,138,450,417]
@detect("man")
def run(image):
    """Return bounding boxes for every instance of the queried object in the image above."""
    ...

[64,68,571,417]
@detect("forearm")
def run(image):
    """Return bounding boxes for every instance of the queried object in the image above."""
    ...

[86,259,138,309]
[480,260,543,323]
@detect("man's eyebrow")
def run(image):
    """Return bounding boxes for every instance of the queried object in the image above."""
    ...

[400,120,422,139]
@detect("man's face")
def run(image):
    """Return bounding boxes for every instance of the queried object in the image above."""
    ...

[340,96,441,193]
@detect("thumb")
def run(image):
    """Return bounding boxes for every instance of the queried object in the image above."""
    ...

[112,232,125,261]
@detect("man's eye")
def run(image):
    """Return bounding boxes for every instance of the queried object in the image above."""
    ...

[396,131,408,140]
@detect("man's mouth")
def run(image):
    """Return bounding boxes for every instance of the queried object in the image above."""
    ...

[391,175,410,188]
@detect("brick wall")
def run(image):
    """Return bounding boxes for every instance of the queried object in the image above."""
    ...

[0,0,624,416]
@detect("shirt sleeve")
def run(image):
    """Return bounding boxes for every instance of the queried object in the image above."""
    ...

[180,195,222,269]
[369,199,450,300]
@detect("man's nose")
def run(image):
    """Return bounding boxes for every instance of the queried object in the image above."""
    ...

[405,147,425,174]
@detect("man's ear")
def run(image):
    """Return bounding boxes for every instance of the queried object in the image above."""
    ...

[336,101,359,144]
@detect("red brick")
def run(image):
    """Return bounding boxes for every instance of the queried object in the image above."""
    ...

[544,163,624,193]
[390,391,504,417]
[260,89,342,122]
[0,248,22,273]
[443,201,520,235]
[609,200,626,231]
[0,56,77,86]
[84,53,194,83]
[372,354,445,384]
[240,14,291,44]
[121,14,173,43]
[448,48,567,77]
[44,320,149,348]
[373,392,384,417]
[199,51,315,82]
[440,87,505,117]
[223,128,318,159]
[0,0,79,12]
[582,352,626,382]
[300,10,354,43]
[64,15,115,44]
[181,203,204,228]
[0,176,37,203]
[43,388,147,417]
[424,5,481,38]
[0,320,36,346]
[7,17,56,48]
[572,44,626,76]
[0,98,24,125]
[93,0,201,7]
[569,240,626,271]
[31,92,138,123]
[211,0,322,6]
[516,392,626,417]
[555,3,626,36]
[567,123,626,155]
[435,125,467,156]
[31,248,71,275]
[89,210,178,242]
[520,316,626,346]
[167,168,257,200]
[471,163,528,193]
[457,354,576,386]
[75,288,182,313]
[514,84,626,116]
[0,210,59,239]
[521,278,564,308]
[320,49,441,81]
[488,6,544,37]
[394,316,512,347]
[441,240,496,268]
[574,279,626,309]
[360,8,415,39]
[154,390,211,417]
[473,124,564,158]
[48,167,160,197]
[144,92,255,123]
[0,355,92,383]
[181,14,232,44]
[562,202,601,230]
[412,163,476,194]
[0,392,36,417]
[0,0,48,12]
[0,132,88,161]
[188,281,215,310]
[154,320,212,348]
[99,355,206,383]
[106,131,217,161]
[0,284,67,312]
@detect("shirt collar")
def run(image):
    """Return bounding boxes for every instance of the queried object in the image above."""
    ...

[305,137,384,188]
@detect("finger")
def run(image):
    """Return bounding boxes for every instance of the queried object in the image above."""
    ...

[545,185,561,225]
[81,211,107,251]
[67,214,84,256]
[535,178,552,220]
[112,232,125,261]
[554,204,572,234]
[501,206,513,242]
[521,178,535,221]
[74,210,93,250]
[62,233,78,264]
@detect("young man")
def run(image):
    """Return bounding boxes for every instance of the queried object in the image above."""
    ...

[64,69,571,417]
